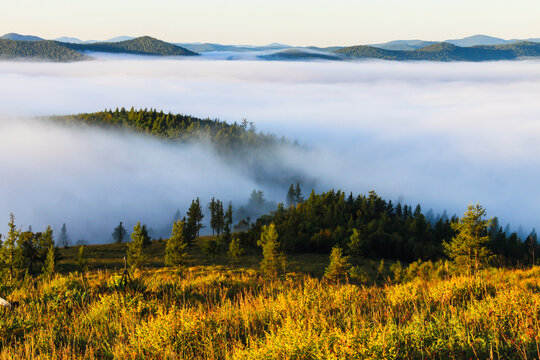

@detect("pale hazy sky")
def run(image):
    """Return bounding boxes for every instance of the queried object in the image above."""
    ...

[2,0,539,46]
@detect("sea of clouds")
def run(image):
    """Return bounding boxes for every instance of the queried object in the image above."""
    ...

[1,56,540,242]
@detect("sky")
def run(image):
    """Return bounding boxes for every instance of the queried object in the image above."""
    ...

[1,0,540,46]
[1,57,540,242]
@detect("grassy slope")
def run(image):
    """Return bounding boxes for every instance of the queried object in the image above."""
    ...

[1,250,539,359]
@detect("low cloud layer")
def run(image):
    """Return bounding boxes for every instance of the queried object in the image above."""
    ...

[1,57,540,241]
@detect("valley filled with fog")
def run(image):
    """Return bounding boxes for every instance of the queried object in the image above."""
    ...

[1,56,540,242]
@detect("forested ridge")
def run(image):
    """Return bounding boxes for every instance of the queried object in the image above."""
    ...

[0,39,88,61]
[51,108,285,151]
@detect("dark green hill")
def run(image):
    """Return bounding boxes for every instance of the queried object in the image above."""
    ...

[335,42,516,61]
[410,42,514,61]
[334,45,407,60]
[259,49,342,61]
[50,108,281,150]
[65,36,198,56]
[0,39,88,61]
[476,41,540,57]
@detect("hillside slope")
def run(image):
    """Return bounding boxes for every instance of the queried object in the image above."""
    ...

[65,36,198,56]
[0,39,88,61]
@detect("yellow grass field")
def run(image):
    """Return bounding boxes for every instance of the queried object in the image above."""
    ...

[1,242,539,359]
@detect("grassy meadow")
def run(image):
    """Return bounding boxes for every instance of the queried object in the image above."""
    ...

[0,239,539,359]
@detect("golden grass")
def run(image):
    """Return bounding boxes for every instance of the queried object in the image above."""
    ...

[1,263,539,359]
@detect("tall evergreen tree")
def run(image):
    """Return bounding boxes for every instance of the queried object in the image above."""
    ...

[324,246,351,282]
[165,220,188,268]
[43,244,56,276]
[444,204,492,273]
[112,222,127,244]
[2,213,20,280]
[258,223,286,278]
[59,223,70,248]
[186,198,204,244]
[127,222,147,270]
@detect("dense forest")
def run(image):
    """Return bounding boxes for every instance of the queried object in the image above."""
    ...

[0,36,197,62]
[0,39,88,62]
[239,188,538,266]
[63,36,197,56]
[52,108,284,151]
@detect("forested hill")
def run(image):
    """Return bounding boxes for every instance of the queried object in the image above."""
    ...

[334,41,540,61]
[0,36,198,62]
[243,189,536,266]
[334,42,523,61]
[64,36,198,56]
[0,39,88,62]
[51,108,283,151]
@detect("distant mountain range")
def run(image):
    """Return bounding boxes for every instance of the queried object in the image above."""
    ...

[369,34,540,50]
[0,36,197,61]
[1,32,540,62]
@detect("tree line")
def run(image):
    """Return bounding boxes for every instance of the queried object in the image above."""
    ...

[51,108,285,153]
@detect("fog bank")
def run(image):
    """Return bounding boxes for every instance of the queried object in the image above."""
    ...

[1,58,540,241]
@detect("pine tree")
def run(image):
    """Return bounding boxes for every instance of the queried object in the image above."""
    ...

[258,223,286,278]
[294,183,303,203]
[347,228,364,257]
[165,220,188,268]
[59,223,70,248]
[444,204,492,274]
[127,222,147,270]
[43,244,56,276]
[112,222,127,244]
[209,197,217,235]
[186,198,204,244]
[2,213,20,280]
[223,203,233,241]
[77,245,88,271]
[228,237,244,262]
[202,237,220,263]
[286,184,296,207]
[324,246,351,282]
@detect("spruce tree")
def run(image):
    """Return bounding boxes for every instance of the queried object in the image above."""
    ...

[324,246,351,282]
[258,223,286,278]
[165,220,188,268]
[2,213,19,280]
[112,222,127,244]
[186,198,204,244]
[228,237,244,262]
[59,223,70,248]
[43,244,56,276]
[127,222,147,270]
[77,245,88,271]
[444,204,492,274]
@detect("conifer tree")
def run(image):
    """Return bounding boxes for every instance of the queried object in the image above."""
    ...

[127,222,147,269]
[59,223,70,248]
[347,228,364,257]
[186,198,204,244]
[228,237,244,262]
[223,203,233,241]
[165,220,188,268]
[324,246,351,282]
[77,245,88,271]
[2,213,20,280]
[202,237,220,263]
[258,223,286,278]
[112,222,127,244]
[43,244,56,276]
[444,204,492,273]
